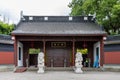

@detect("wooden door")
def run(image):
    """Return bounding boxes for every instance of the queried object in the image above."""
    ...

[53,50,64,67]
[46,48,70,67]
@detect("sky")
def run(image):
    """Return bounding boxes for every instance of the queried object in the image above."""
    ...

[0,0,72,24]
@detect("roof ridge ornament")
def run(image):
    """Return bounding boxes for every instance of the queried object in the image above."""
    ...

[29,16,33,20]
[69,17,73,21]
[44,17,48,21]
[20,11,23,19]
[84,16,88,21]
[20,11,26,21]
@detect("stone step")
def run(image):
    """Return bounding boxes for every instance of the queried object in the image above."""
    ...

[27,67,73,71]
[27,66,103,71]
[27,66,38,71]
[46,67,73,71]
[46,67,103,71]
[14,67,27,73]
[82,67,103,71]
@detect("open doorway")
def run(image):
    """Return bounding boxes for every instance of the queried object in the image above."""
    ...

[93,42,100,68]
[22,41,43,67]
[75,41,94,67]
[77,48,90,67]
[29,48,40,67]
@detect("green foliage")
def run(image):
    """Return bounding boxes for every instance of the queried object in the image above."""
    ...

[68,0,120,35]
[77,48,88,54]
[0,21,14,35]
[68,0,85,16]
[29,48,40,54]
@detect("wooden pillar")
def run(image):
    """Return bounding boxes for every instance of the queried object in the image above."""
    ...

[72,39,75,66]
[43,40,46,65]
[14,37,17,66]
[100,39,104,66]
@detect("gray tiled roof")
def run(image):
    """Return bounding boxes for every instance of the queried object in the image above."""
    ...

[0,34,11,40]
[0,34,14,44]
[12,16,106,36]
[106,35,120,41]
[104,35,120,44]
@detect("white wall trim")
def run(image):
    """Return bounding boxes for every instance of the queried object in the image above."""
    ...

[17,41,23,67]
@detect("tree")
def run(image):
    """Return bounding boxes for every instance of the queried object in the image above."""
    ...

[68,0,120,35]
[0,21,14,35]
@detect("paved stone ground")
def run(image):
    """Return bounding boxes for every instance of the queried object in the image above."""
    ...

[0,71,120,80]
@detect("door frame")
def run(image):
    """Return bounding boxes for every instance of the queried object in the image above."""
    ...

[17,41,23,66]
[93,41,100,67]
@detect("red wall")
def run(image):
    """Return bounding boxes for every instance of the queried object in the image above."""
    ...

[0,52,14,64]
[104,51,120,64]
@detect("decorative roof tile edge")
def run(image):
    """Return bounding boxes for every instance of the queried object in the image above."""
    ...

[0,34,14,44]
[21,16,94,22]
[0,40,14,44]
[104,35,120,44]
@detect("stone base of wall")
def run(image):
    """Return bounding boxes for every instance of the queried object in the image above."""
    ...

[103,64,120,72]
[0,65,15,72]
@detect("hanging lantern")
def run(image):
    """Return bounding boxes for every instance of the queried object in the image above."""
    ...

[83,41,87,49]
[31,41,34,48]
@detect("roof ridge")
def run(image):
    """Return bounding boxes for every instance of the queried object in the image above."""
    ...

[20,16,94,23]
